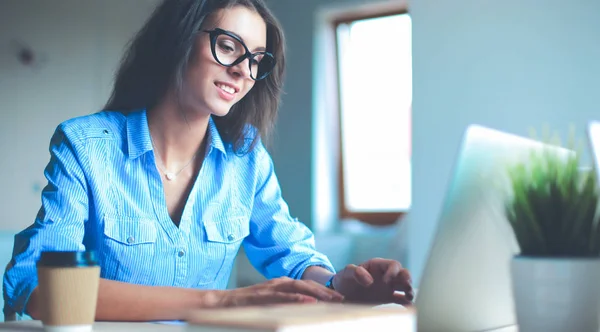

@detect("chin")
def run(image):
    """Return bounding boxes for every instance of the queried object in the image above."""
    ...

[199,98,231,118]
[210,106,233,118]
[211,111,231,118]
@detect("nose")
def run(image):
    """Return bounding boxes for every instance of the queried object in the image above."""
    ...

[227,57,252,80]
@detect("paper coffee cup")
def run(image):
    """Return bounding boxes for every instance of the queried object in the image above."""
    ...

[37,251,100,332]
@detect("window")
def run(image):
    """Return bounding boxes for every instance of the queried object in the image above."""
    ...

[336,12,412,225]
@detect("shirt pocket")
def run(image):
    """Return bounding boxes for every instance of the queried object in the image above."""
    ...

[204,217,250,244]
[101,216,158,285]
[195,216,250,286]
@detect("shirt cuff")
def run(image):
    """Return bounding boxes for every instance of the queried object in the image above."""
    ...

[6,278,38,318]
[292,260,336,280]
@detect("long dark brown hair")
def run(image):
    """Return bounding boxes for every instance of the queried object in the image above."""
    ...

[104,0,285,154]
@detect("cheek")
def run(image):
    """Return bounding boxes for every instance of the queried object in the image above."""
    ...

[190,48,219,82]
[240,81,256,98]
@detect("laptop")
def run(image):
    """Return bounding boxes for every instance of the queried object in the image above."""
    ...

[414,124,572,332]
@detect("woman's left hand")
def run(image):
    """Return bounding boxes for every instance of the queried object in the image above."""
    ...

[332,258,414,306]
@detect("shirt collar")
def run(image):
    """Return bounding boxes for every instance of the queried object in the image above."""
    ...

[207,116,227,157]
[126,110,227,159]
[126,110,152,160]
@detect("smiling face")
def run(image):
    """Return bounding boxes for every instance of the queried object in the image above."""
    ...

[182,5,268,118]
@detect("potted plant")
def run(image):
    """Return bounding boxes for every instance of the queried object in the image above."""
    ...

[505,134,600,332]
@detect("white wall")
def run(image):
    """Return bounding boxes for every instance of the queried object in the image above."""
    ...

[409,0,600,285]
[0,0,158,231]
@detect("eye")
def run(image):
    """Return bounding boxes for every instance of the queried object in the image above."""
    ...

[217,41,236,53]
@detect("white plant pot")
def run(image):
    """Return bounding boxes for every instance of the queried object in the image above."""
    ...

[511,256,600,332]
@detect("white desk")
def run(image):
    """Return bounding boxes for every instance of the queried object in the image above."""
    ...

[484,326,518,332]
[0,319,519,332]
[0,321,184,331]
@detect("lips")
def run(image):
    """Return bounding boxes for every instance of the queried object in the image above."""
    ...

[214,81,238,102]
[215,81,239,95]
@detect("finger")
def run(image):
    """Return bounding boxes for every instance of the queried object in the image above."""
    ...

[307,280,345,301]
[390,269,413,292]
[352,265,374,287]
[382,261,403,284]
[280,292,318,304]
[279,279,343,301]
[253,292,318,305]
[391,292,413,306]
[361,257,393,275]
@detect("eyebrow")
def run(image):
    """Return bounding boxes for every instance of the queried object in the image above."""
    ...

[227,30,267,52]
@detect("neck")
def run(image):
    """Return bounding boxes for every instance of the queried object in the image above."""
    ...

[147,93,210,170]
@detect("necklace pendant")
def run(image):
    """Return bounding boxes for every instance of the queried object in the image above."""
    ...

[165,172,176,181]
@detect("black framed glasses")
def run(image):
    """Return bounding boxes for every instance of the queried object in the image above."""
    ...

[203,28,276,81]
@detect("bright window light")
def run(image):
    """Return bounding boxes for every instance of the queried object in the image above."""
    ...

[337,13,412,213]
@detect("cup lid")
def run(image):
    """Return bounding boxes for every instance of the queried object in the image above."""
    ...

[37,251,98,267]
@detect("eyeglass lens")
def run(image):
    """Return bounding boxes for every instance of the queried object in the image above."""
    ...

[214,34,275,80]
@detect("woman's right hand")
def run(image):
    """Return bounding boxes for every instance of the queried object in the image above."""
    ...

[219,277,344,307]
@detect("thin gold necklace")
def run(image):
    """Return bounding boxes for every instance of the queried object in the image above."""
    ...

[149,134,199,181]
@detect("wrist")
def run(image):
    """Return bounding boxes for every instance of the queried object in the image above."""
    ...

[197,289,226,309]
[302,265,336,286]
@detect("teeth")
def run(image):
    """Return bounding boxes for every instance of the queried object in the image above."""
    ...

[218,84,235,94]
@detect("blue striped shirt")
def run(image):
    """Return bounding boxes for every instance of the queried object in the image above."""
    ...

[3,110,334,317]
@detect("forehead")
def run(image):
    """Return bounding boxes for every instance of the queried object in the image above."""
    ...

[208,6,267,48]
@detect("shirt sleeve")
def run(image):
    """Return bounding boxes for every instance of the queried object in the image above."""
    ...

[242,144,335,280]
[3,125,89,318]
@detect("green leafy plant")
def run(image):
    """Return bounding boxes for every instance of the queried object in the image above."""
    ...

[505,133,600,257]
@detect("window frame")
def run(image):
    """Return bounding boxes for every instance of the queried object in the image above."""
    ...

[333,8,411,226]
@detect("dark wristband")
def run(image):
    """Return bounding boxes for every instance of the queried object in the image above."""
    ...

[325,275,335,290]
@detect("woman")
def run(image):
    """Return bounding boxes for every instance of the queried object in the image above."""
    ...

[3,0,413,322]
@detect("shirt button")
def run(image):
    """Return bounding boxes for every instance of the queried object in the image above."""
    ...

[227,234,235,241]
[178,250,185,257]
[127,237,135,244]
